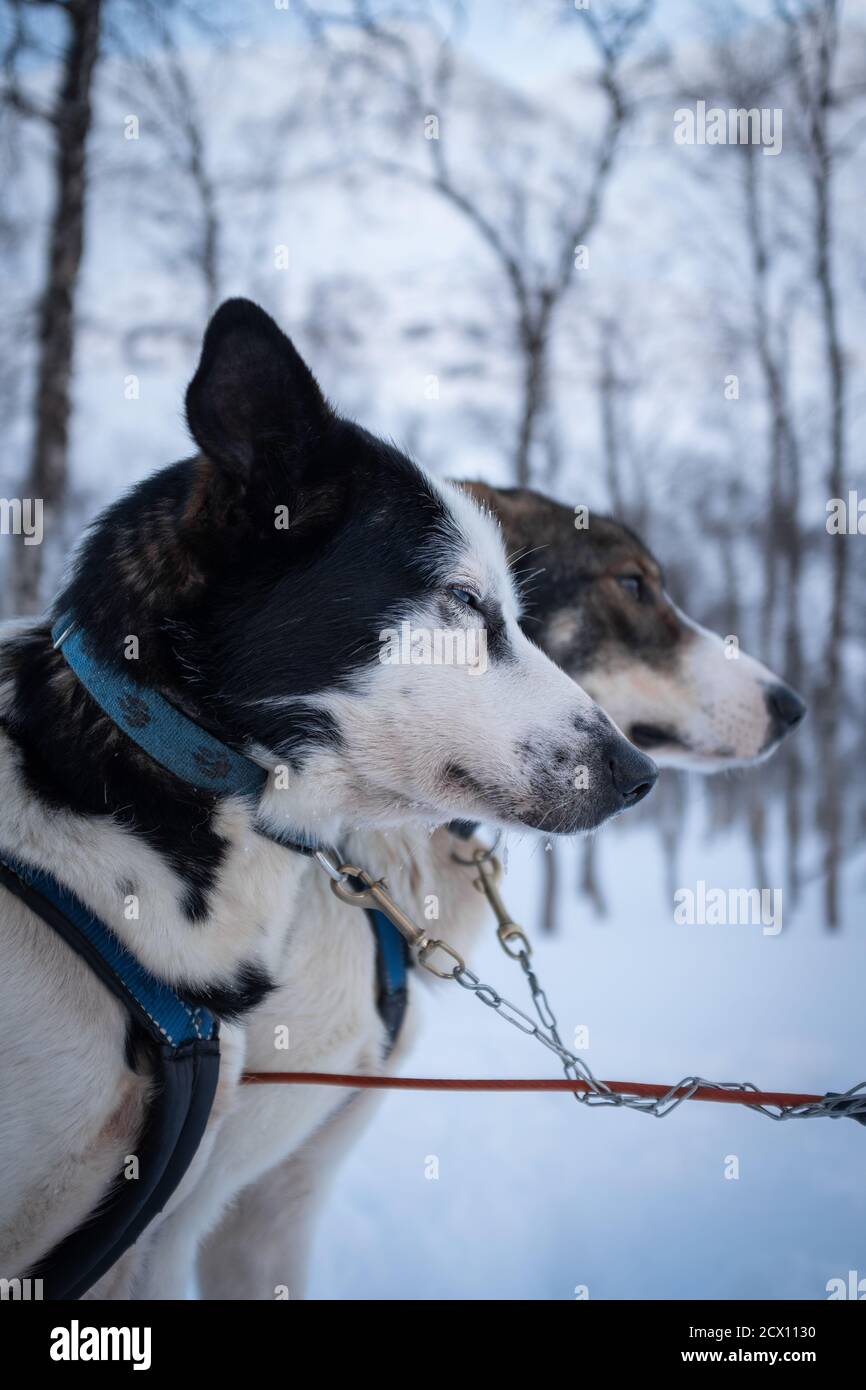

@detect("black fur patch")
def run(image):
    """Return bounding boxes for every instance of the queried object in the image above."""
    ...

[1,627,229,923]
[478,600,512,663]
[179,961,275,1021]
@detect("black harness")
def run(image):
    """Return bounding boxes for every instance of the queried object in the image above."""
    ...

[0,853,220,1301]
[1,857,411,1300]
[2,615,413,1299]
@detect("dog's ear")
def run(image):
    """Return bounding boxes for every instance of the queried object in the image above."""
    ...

[458,482,535,546]
[458,480,499,513]
[185,299,329,478]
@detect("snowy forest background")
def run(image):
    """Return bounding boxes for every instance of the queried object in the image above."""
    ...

[2,0,864,932]
[2,0,866,1300]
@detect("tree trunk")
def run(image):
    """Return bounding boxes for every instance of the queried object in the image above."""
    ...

[741,147,787,664]
[742,145,804,906]
[12,0,102,614]
[514,321,548,487]
[599,325,625,513]
[817,234,846,929]
[578,836,607,917]
[779,327,804,908]
[776,0,845,925]
[185,109,220,311]
[808,5,845,928]
[540,842,559,933]
[749,800,769,899]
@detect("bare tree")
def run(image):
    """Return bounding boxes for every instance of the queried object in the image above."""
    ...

[669,7,862,918]
[3,0,103,613]
[412,7,653,486]
[105,4,228,318]
[777,0,847,927]
[734,65,805,905]
[297,0,656,484]
[578,837,607,918]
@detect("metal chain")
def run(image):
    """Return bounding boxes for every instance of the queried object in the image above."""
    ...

[322,848,866,1124]
[513,947,585,1103]
[459,850,587,1100]
[462,850,866,1122]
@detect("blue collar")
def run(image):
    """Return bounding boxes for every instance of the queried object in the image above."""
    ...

[50,614,322,855]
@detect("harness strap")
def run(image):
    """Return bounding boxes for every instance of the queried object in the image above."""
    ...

[0,856,215,1048]
[366,908,412,1053]
[2,617,414,1297]
[0,855,220,1300]
[361,824,479,1050]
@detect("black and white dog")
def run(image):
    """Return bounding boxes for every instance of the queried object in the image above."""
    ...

[0,300,656,1292]
[109,489,806,1300]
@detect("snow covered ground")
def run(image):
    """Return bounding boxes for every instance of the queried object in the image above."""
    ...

[306,813,866,1300]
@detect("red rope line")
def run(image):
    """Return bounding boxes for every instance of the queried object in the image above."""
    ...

[241,1072,823,1108]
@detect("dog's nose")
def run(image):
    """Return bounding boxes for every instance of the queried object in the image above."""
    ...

[608,740,658,807]
[766,683,807,735]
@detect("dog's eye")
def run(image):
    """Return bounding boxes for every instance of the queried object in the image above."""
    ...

[617,574,644,600]
[448,585,481,611]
